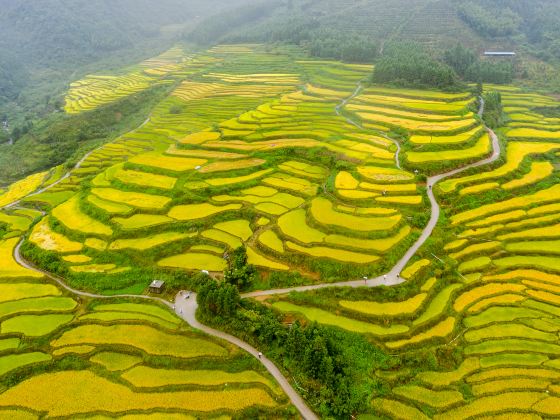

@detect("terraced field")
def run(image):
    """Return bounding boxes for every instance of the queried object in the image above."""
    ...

[345,85,486,174]
[4,42,560,419]
[0,233,290,417]
[64,47,198,114]
[263,86,560,418]
[10,44,440,293]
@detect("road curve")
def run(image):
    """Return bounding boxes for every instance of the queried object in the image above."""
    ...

[175,292,318,420]
[14,239,172,306]
[13,239,318,419]
[1,115,152,211]
[244,100,502,296]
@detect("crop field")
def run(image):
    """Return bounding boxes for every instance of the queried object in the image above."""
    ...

[64,47,199,114]
[366,88,560,418]
[0,172,48,208]
[0,235,289,416]
[343,85,489,172]
[236,81,560,418]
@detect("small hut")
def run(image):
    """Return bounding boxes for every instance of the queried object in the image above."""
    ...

[149,280,165,294]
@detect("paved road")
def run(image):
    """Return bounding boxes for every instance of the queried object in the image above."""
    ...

[13,239,172,306]
[478,96,485,117]
[244,99,501,296]
[174,292,319,420]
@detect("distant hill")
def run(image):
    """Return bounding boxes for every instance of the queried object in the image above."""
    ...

[187,0,560,62]
[0,0,248,102]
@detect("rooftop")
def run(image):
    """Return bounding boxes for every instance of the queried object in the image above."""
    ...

[484,51,516,56]
[149,280,165,288]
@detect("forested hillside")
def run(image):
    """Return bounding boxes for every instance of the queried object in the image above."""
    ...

[187,0,560,64]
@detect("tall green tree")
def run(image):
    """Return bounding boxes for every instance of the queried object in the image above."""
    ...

[224,246,256,290]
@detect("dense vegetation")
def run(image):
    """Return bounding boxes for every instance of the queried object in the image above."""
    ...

[373,43,459,89]
[370,42,515,89]
[0,0,254,148]
[7,47,559,414]
[456,0,560,62]
[481,91,505,129]
[188,0,560,66]
[198,278,392,419]
[3,0,560,417]
[0,0,248,100]
[444,44,514,84]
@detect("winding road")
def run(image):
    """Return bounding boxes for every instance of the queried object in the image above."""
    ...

[6,84,501,419]
[13,239,319,418]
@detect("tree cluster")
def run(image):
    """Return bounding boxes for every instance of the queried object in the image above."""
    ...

[188,0,279,45]
[457,1,521,37]
[373,42,459,89]
[197,280,240,317]
[482,91,505,128]
[224,246,256,290]
[308,30,378,63]
[284,322,366,417]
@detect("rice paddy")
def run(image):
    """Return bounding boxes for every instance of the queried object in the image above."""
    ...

[1,314,74,336]
[122,366,277,389]
[92,188,171,210]
[0,259,287,416]
[0,172,48,208]
[158,252,227,272]
[52,195,113,236]
[271,79,560,412]
[0,370,277,416]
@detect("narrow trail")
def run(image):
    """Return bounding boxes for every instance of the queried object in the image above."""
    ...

[335,81,402,169]
[7,81,499,420]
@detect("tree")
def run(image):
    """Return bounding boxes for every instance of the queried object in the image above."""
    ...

[443,44,514,84]
[482,91,505,128]
[197,279,240,317]
[224,246,256,290]
[444,44,477,77]
[475,82,483,97]
[373,42,459,89]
